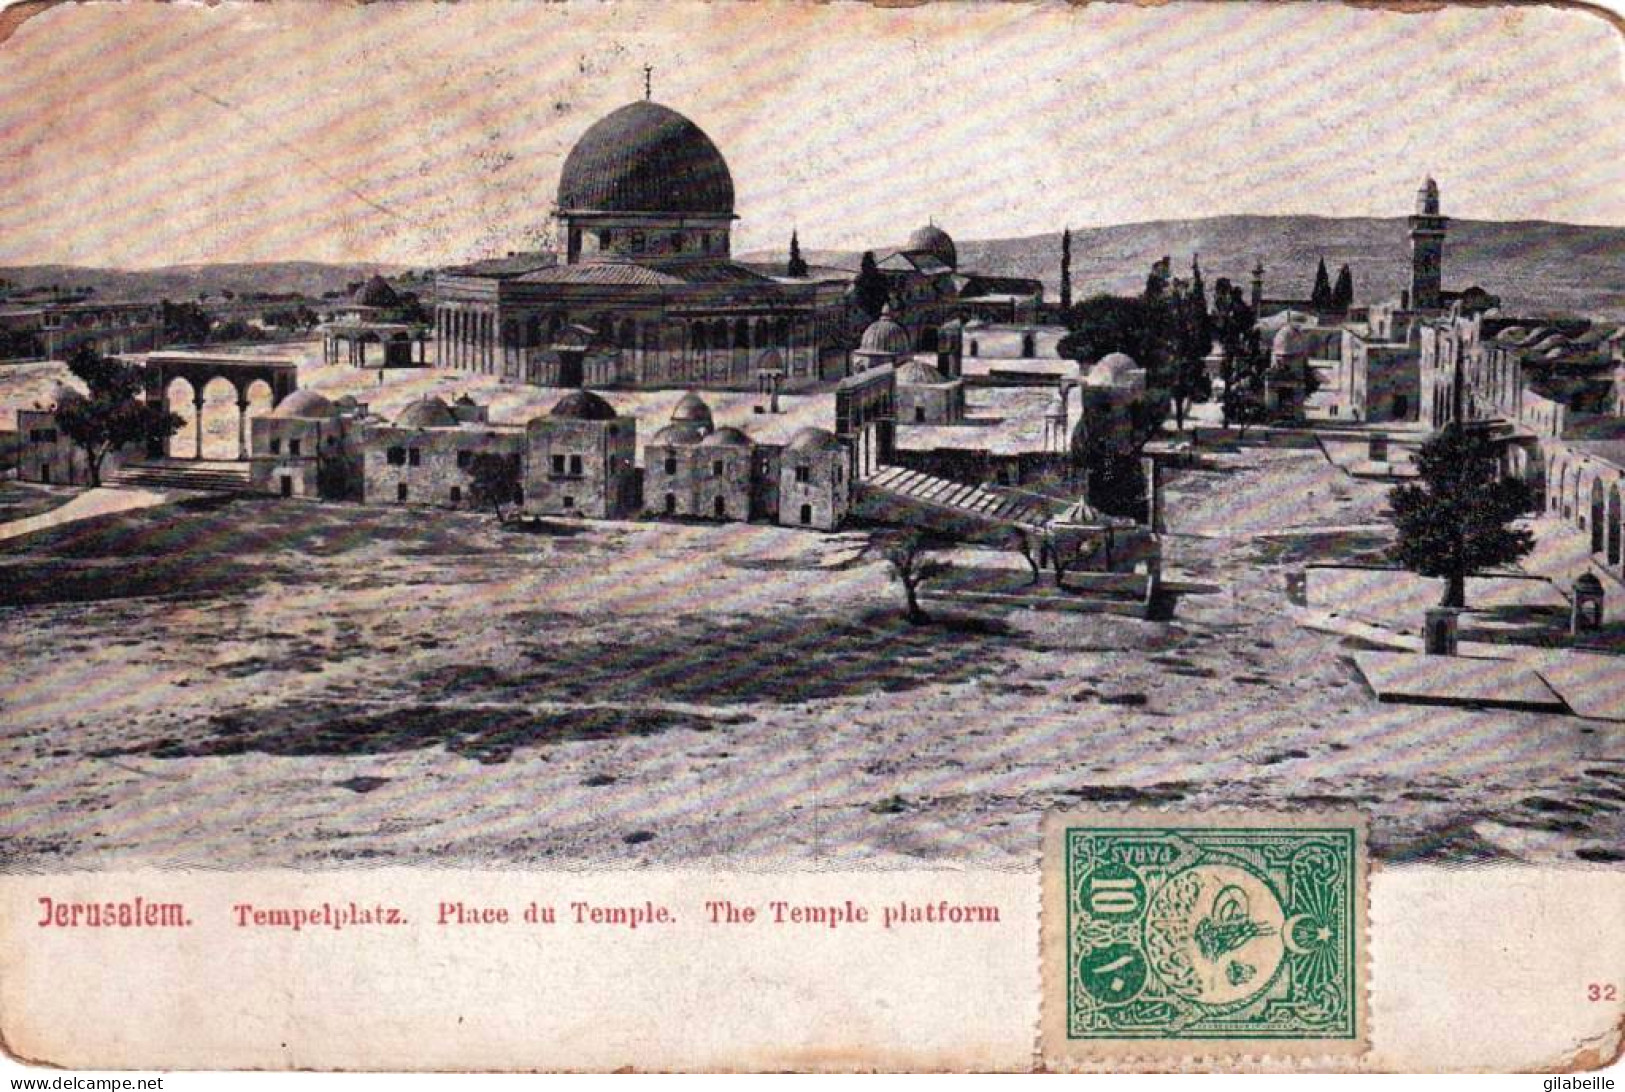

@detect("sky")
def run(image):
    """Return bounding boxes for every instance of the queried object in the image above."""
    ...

[0,0,1622,268]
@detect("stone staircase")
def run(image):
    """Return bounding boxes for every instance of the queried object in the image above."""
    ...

[106,460,254,494]
[857,465,1063,535]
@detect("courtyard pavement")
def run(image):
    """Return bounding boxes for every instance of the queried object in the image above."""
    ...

[0,485,172,544]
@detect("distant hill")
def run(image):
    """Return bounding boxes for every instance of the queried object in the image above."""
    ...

[749,215,1625,320]
[0,261,415,304]
[10,214,1625,319]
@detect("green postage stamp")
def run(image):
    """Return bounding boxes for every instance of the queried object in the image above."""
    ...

[1041,811,1368,1062]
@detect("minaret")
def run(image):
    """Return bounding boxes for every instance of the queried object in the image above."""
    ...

[1408,176,1448,311]
[1250,261,1265,313]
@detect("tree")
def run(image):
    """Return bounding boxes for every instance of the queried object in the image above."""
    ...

[880,529,952,624]
[467,452,522,523]
[160,299,212,345]
[1069,397,1152,520]
[1211,278,1268,435]
[1164,254,1213,432]
[1388,425,1535,609]
[1059,227,1073,312]
[787,230,809,278]
[1057,293,1167,376]
[52,347,183,486]
[853,251,890,320]
[1331,264,1354,311]
[1310,257,1333,310]
[1006,525,1042,586]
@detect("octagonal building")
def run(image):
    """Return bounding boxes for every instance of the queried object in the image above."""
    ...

[436,99,852,392]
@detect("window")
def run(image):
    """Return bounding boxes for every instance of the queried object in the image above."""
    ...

[663,456,677,475]
[408,448,422,467]
[795,464,811,484]
[915,406,926,423]
[457,450,473,470]
[270,437,282,454]
[397,483,408,502]
[563,496,576,509]
[713,496,726,518]
[551,454,566,475]
[631,231,645,251]
[569,454,583,476]
[386,446,405,466]
[289,439,302,457]
[712,460,725,478]
[450,486,461,504]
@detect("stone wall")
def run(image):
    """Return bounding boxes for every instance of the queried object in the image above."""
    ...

[777,445,849,531]
[522,417,638,519]
[362,423,526,509]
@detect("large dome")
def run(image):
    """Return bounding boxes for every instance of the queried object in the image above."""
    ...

[906,223,957,270]
[557,101,735,216]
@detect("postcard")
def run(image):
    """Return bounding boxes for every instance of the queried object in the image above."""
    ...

[1,0,1622,1073]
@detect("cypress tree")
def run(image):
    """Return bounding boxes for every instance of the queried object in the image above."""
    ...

[1060,227,1073,312]
[787,230,809,278]
[1310,257,1333,309]
[1332,263,1354,310]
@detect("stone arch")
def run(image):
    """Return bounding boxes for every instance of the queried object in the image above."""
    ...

[1609,481,1622,567]
[1590,476,1606,554]
[1546,451,1566,513]
[164,376,197,459]
[198,376,240,460]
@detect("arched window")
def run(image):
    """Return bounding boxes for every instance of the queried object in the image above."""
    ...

[619,319,635,350]
[734,319,749,350]
[526,315,542,346]
[1609,484,1623,567]
[1591,478,1606,554]
[694,323,709,352]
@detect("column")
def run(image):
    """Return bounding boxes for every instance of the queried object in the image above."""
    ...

[237,399,250,460]
[194,394,206,460]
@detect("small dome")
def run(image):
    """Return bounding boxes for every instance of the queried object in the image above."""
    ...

[1272,325,1309,356]
[699,426,752,448]
[271,389,339,420]
[906,223,957,270]
[858,314,912,357]
[353,275,401,309]
[785,426,844,454]
[649,423,707,446]
[393,396,457,428]
[1087,352,1142,386]
[896,359,948,385]
[670,391,715,431]
[455,392,478,406]
[549,390,618,421]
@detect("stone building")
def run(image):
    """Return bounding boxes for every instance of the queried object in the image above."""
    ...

[435,98,852,391]
[872,224,1045,346]
[895,359,966,425]
[521,390,639,519]
[961,322,1067,361]
[1542,441,1625,590]
[250,389,369,499]
[1266,324,1311,419]
[361,395,526,509]
[778,427,850,531]
[318,275,431,368]
[0,299,162,361]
